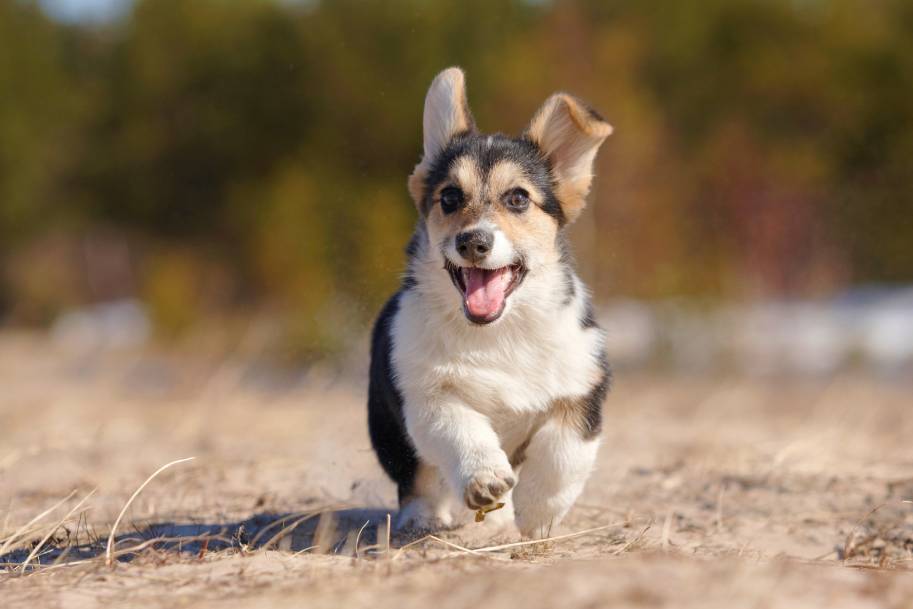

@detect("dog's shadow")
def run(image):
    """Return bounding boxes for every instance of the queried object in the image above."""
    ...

[1,507,406,569]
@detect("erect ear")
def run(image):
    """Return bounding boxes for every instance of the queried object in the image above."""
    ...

[526,93,612,224]
[408,67,476,208]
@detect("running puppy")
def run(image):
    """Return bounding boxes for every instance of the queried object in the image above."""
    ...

[368,67,612,539]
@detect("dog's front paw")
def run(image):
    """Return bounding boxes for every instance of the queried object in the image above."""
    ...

[463,468,516,510]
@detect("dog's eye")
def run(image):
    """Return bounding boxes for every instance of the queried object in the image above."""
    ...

[503,188,530,213]
[439,186,464,214]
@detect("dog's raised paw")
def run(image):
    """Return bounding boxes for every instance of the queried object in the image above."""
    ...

[463,469,516,509]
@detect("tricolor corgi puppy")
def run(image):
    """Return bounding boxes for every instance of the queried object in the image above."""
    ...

[368,67,612,539]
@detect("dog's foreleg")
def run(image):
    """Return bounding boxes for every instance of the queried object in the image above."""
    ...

[512,417,600,539]
[404,395,516,511]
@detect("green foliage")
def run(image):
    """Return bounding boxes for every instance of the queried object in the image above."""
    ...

[1,0,912,351]
[0,1,73,247]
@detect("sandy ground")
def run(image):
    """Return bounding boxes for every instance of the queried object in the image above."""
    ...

[1,332,912,608]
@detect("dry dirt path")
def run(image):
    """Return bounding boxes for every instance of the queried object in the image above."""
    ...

[1,335,911,608]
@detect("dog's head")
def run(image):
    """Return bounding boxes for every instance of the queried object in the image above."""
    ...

[408,67,612,325]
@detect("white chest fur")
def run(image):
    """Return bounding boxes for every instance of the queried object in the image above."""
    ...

[391,279,604,452]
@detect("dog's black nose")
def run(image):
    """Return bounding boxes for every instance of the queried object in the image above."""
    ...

[456,229,493,264]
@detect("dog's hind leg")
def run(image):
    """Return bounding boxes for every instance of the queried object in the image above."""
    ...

[511,417,600,539]
[395,461,456,532]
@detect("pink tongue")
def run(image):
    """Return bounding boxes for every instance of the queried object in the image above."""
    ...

[465,267,512,319]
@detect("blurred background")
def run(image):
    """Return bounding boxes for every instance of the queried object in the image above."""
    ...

[2,0,912,376]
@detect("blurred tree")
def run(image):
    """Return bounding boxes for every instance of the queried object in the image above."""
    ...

[1,0,911,353]
[0,1,75,313]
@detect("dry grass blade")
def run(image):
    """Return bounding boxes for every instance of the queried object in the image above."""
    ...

[248,512,308,548]
[391,534,434,560]
[381,513,391,557]
[610,521,653,556]
[427,535,486,556]
[248,506,341,548]
[261,512,323,550]
[474,521,626,554]
[353,520,370,558]
[2,558,95,574]
[312,511,339,554]
[105,457,196,567]
[661,509,673,550]
[843,503,885,562]
[20,488,96,573]
[112,533,230,559]
[393,521,627,560]
[0,490,77,557]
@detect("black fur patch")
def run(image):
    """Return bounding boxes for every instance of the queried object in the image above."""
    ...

[580,348,611,439]
[421,133,566,225]
[558,235,577,306]
[562,267,576,305]
[580,297,598,329]
[546,343,609,441]
[401,231,423,290]
[367,292,419,503]
[574,296,608,439]
[404,231,421,258]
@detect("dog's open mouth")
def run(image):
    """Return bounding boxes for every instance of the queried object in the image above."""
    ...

[445,260,527,324]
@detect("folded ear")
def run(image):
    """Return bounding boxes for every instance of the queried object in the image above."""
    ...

[526,94,612,223]
[408,67,476,207]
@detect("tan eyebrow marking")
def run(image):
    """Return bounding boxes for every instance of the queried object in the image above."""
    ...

[450,155,482,197]
[487,160,542,204]
[431,155,482,203]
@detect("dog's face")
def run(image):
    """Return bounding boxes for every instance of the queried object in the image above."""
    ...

[408,68,612,325]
